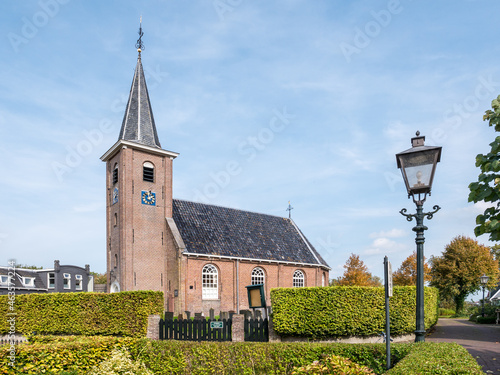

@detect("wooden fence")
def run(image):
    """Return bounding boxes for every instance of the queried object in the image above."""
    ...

[159,317,232,341]
[244,317,269,342]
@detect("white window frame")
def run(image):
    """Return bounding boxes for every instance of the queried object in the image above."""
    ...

[0,275,10,285]
[251,267,265,286]
[202,264,218,300]
[322,273,325,287]
[23,277,35,287]
[63,273,71,289]
[75,274,83,290]
[293,270,305,288]
[48,272,55,289]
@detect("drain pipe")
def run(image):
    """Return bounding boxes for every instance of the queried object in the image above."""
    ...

[236,259,240,314]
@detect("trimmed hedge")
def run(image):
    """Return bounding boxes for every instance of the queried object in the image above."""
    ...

[387,342,483,374]
[0,291,163,337]
[0,336,482,375]
[271,286,438,338]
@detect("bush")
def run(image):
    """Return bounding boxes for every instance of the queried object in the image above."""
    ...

[0,291,163,337]
[438,308,455,316]
[387,342,483,374]
[270,286,438,338]
[89,348,153,375]
[0,337,482,375]
[291,354,375,374]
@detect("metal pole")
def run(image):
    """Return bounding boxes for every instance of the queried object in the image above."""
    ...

[482,286,486,317]
[414,202,426,343]
[400,202,439,343]
[384,256,391,370]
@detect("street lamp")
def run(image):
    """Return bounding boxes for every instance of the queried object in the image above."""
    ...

[480,274,489,317]
[396,131,442,343]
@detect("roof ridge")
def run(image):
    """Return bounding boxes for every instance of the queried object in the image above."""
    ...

[173,198,290,220]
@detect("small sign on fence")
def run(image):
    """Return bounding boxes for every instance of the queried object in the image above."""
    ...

[210,321,224,329]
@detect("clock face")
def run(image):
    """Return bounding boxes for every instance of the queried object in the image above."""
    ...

[141,190,156,206]
[112,187,119,205]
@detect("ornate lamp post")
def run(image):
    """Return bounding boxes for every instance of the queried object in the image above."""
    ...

[480,274,489,317]
[396,131,441,343]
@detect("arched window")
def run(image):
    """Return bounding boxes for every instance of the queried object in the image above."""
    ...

[112,163,118,185]
[114,213,118,226]
[114,254,118,268]
[143,162,154,182]
[322,273,326,287]
[202,264,218,300]
[251,267,265,285]
[293,270,305,288]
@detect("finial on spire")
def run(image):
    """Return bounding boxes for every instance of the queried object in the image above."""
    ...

[135,16,144,54]
[286,201,294,219]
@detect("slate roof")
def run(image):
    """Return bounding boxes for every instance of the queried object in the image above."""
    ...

[0,267,47,292]
[118,53,162,148]
[172,199,329,267]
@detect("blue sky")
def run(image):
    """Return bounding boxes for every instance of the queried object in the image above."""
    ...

[1,1,500,288]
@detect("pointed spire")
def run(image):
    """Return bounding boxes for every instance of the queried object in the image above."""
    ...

[118,20,161,148]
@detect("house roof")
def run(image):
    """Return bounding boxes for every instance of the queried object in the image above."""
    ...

[172,199,329,268]
[0,267,47,292]
[118,52,162,148]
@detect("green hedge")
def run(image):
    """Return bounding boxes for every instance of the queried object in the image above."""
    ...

[0,337,481,375]
[0,291,163,337]
[387,342,483,374]
[271,286,438,338]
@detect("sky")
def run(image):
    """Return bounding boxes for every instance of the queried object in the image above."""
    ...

[1,1,500,291]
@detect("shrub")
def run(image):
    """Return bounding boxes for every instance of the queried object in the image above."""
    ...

[88,348,153,375]
[292,354,375,374]
[0,291,163,338]
[387,342,483,374]
[270,286,438,338]
[438,308,455,316]
[0,337,482,375]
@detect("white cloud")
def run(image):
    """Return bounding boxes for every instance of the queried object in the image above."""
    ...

[369,228,407,239]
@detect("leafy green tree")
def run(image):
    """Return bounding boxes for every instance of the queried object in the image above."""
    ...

[468,95,500,241]
[91,272,107,284]
[336,253,381,287]
[393,252,431,286]
[430,236,499,315]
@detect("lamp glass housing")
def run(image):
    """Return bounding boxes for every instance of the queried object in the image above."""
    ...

[480,274,489,285]
[396,138,441,197]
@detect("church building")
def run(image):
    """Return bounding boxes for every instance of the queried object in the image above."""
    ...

[100,31,330,315]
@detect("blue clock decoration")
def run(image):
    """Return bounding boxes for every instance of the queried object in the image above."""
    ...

[112,187,119,205]
[141,190,156,206]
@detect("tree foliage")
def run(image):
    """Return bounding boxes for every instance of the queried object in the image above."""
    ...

[336,253,381,286]
[468,95,500,241]
[430,236,499,314]
[91,272,108,284]
[393,252,431,286]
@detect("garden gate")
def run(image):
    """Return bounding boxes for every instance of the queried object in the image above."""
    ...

[159,316,232,342]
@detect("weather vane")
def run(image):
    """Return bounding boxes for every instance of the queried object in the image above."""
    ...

[135,16,144,53]
[286,201,294,219]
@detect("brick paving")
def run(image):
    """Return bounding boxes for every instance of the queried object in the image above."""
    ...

[427,318,500,374]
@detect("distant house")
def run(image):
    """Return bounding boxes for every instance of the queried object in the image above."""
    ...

[0,260,92,295]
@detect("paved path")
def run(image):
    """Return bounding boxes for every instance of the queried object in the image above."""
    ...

[427,318,500,373]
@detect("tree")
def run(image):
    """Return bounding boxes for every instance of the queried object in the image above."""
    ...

[91,272,107,284]
[430,236,499,315]
[336,253,381,286]
[468,95,500,241]
[393,252,431,286]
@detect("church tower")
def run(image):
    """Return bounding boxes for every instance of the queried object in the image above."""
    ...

[100,24,178,293]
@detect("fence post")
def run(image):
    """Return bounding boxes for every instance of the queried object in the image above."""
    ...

[268,316,281,342]
[232,314,245,342]
[147,315,161,340]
